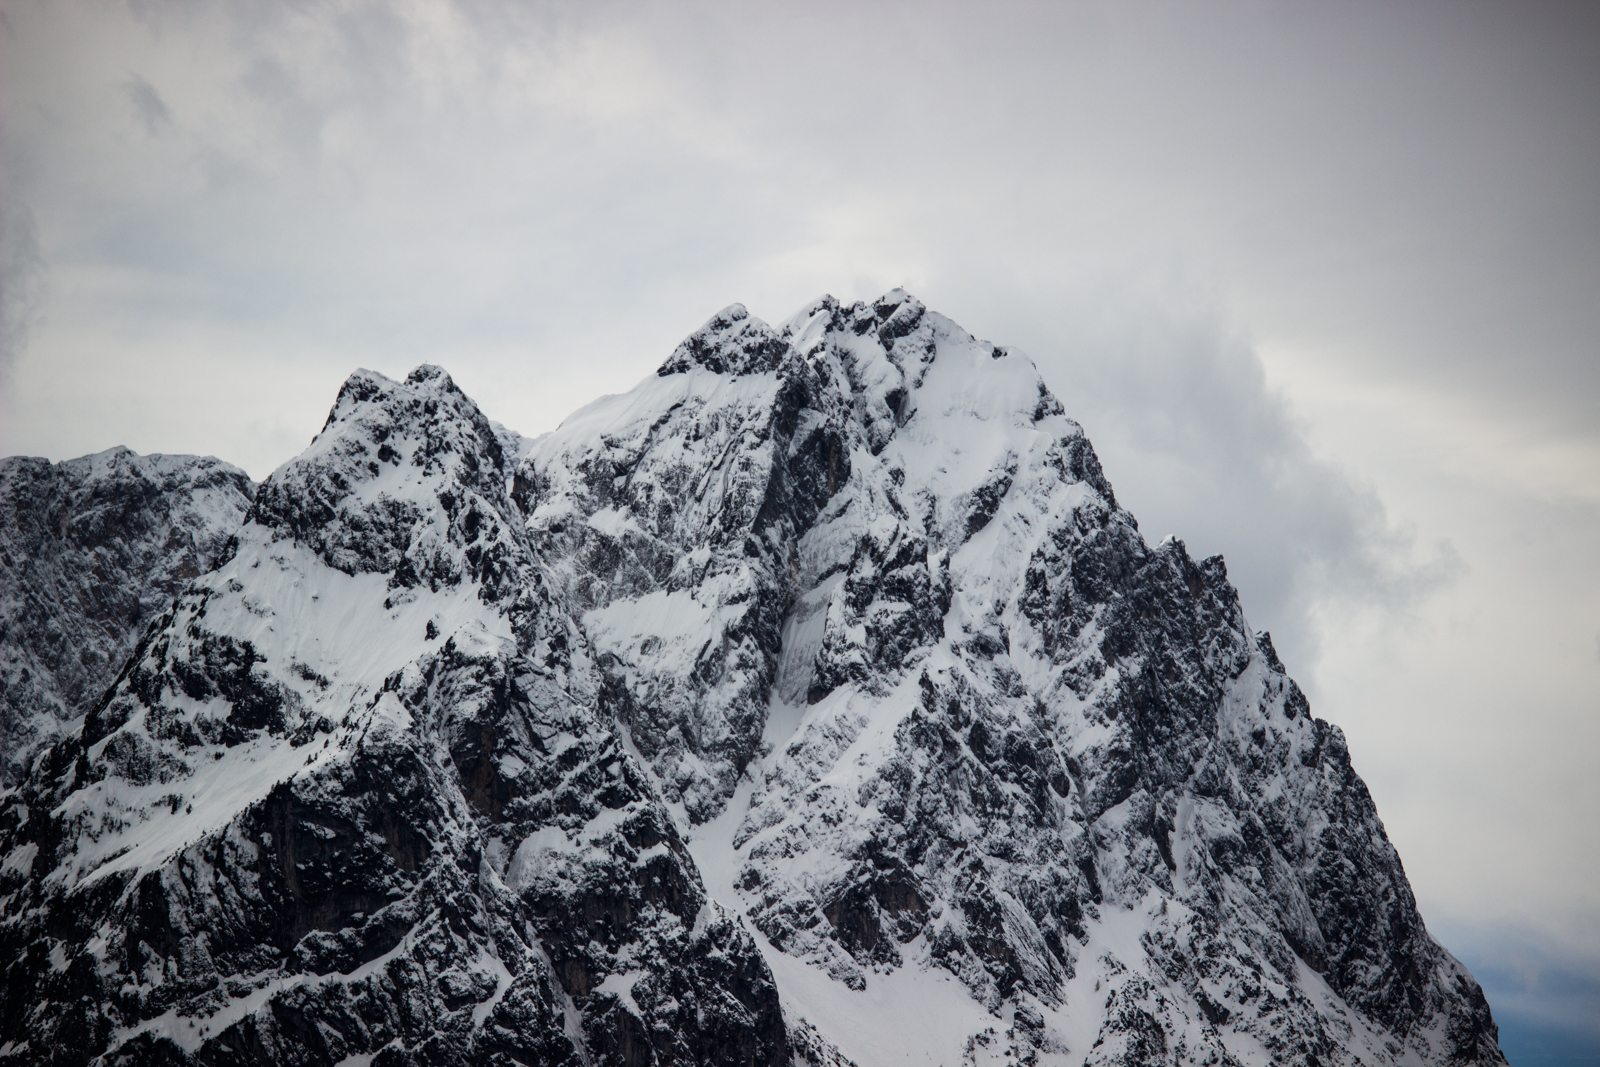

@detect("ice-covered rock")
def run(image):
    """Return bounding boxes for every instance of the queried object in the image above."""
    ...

[520,302,856,823]
[523,291,1504,1065]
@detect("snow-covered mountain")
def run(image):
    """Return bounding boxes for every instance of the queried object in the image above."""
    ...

[0,448,255,786]
[0,293,1504,1065]
[0,366,784,1065]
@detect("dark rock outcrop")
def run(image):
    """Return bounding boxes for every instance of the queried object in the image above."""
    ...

[523,291,1505,1065]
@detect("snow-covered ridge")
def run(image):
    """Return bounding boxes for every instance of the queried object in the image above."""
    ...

[0,293,1504,1066]
[657,303,794,378]
[245,364,529,601]
[0,363,786,1066]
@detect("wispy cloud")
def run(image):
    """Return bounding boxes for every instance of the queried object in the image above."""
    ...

[0,202,46,392]
[122,73,170,135]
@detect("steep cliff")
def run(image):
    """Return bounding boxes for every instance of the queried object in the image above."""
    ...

[521,291,1504,1066]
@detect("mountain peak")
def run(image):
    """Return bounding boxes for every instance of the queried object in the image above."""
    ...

[404,362,455,387]
[871,285,922,317]
[658,302,795,377]
[248,363,521,598]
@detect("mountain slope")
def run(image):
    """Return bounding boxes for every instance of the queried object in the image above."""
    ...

[0,448,255,785]
[0,366,786,1066]
[522,303,857,823]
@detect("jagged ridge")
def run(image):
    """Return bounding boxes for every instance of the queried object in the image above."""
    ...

[520,290,1504,1066]
[0,366,785,1066]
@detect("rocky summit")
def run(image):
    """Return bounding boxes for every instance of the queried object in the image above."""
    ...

[0,293,1505,1066]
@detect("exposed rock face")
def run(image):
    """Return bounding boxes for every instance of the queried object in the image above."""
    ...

[523,302,856,823]
[0,294,1505,1066]
[0,448,255,785]
[0,367,786,1066]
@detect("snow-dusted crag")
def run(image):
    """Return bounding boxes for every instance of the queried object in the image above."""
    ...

[520,292,1504,1066]
[0,367,785,1065]
[0,292,1504,1066]
[523,304,860,823]
[0,449,255,786]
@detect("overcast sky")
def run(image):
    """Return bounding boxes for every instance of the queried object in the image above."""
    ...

[3,1,1597,1060]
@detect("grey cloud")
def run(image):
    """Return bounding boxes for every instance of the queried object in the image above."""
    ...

[941,277,1465,681]
[4,2,801,356]
[1447,925,1600,1057]
[0,202,46,390]
[122,73,169,134]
